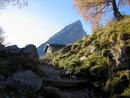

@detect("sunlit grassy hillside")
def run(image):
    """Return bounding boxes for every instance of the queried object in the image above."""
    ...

[49,16,130,70]
[43,16,130,97]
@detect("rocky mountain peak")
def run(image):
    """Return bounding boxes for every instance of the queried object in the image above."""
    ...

[37,20,86,56]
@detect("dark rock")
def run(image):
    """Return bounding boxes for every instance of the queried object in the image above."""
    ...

[43,87,62,98]
[6,70,42,93]
[0,44,40,76]
[0,43,5,52]
[0,44,5,56]
[41,65,61,79]
[89,65,108,79]
[5,45,20,55]
[0,60,8,65]
[118,46,130,69]
[21,44,39,63]
[63,89,93,98]
[120,33,130,41]
[0,75,6,90]
[120,46,130,60]
[61,45,72,54]
[102,49,112,58]
[6,45,19,50]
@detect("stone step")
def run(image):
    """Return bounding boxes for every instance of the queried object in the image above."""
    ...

[43,78,87,88]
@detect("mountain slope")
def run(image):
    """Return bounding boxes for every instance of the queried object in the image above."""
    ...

[44,16,130,97]
[37,20,86,56]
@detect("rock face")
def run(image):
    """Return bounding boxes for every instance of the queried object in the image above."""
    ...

[37,20,86,56]
[0,44,39,76]
[6,70,42,93]
[0,44,44,97]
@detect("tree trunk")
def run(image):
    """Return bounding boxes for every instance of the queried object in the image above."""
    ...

[111,0,123,20]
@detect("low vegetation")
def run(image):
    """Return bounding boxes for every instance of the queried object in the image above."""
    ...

[43,16,130,97]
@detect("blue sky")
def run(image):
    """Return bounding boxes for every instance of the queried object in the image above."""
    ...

[0,0,130,47]
[0,0,89,47]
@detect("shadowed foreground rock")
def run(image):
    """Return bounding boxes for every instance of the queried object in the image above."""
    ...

[6,70,43,94]
[43,87,63,98]
[118,46,130,69]
[21,44,39,63]
[0,44,40,76]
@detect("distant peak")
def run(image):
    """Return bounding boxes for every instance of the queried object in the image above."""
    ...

[75,20,81,23]
[72,20,81,25]
[66,20,82,29]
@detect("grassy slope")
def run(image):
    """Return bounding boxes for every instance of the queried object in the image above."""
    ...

[52,16,130,69]
[44,16,130,97]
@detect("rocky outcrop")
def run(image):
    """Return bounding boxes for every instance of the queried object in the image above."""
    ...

[0,44,39,76]
[37,20,86,56]
[6,70,42,93]
[0,44,44,97]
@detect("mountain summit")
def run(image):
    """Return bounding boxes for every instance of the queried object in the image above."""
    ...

[37,20,86,56]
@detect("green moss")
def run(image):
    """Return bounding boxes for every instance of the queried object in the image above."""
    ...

[122,87,130,97]
[104,70,130,95]
[48,16,130,72]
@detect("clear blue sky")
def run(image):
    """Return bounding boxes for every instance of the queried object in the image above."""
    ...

[0,0,130,47]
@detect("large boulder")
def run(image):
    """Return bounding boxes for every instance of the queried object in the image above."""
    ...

[0,44,40,77]
[21,44,39,63]
[6,70,42,93]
